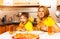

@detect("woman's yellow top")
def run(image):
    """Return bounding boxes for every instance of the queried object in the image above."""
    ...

[38,16,56,27]
[19,21,33,31]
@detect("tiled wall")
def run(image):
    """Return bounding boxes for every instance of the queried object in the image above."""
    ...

[0,7,38,19]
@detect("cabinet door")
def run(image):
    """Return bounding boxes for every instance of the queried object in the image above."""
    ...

[6,24,17,31]
[3,0,13,5]
[6,26,9,31]
[6,25,14,31]
[0,26,6,34]
[2,26,6,33]
[0,0,3,5]
[0,26,2,34]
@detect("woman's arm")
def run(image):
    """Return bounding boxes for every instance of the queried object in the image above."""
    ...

[52,24,60,33]
[37,24,48,32]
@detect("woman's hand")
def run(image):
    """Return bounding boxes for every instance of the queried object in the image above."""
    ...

[37,23,48,32]
[52,24,60,33]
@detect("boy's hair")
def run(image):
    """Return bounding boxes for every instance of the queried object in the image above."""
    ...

[38,6,50,18]
[21,12,29,18]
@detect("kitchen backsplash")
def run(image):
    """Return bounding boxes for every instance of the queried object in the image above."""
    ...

[0,6,38,22]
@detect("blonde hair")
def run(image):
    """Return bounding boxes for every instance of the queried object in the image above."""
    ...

[38,6,50,18]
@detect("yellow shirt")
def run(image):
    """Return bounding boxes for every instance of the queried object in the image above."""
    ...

[19,21,33,31]
[25,21,33,31]
[38,16,56,27]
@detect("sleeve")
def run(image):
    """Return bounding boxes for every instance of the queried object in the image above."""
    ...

[43,17,56,27]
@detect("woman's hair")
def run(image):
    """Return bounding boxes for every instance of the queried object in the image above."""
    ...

[20,12,29,18]
[38,6,50,18]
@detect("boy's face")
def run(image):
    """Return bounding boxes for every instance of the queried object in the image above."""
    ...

[38,8,44,18]
[20,15,27,23]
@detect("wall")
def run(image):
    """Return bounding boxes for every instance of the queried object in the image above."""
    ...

[50,0,57,21]
[0,7,38,19]
[0,7,19,19]
[57,0,60,5]
[0,0,57,22]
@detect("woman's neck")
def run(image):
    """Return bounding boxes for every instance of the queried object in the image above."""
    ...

[39,17,47,21]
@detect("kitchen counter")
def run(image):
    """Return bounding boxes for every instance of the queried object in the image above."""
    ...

[0,21,37,34]
[0,31,60,39]
[0,21,37,26]
[0,21,20,34]
[0,23,60,39]
[0,21,20,26]
[0,22,60,34]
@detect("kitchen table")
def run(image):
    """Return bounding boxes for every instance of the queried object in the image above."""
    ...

[0,31,60,39]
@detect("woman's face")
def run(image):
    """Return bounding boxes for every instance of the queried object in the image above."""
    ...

[20,16,27,23]
[38,8,44,18]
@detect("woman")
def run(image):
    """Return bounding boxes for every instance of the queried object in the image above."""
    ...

[37,6,60,33]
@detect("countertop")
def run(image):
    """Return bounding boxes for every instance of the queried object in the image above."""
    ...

[0,21,60,28]
[0,21,37,26]
[0,21,20,26]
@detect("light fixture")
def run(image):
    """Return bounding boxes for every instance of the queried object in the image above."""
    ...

[39,0,51,7]
[3,0,13,6]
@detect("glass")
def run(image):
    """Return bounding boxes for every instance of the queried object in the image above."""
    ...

[9,25,15,34]
[48,27,53,35]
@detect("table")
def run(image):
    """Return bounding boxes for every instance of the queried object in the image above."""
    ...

[0,31,60,39]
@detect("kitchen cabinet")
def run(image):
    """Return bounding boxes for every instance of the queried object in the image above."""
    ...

[0,0,39,6]
[0,24,19,34]
[6,24,18,31]
[0,26,6,34]
[13,0,39,6]
[57,0,60,5]
[0,0,3,5]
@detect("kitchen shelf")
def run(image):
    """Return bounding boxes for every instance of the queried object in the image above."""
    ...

[0,4,39,8]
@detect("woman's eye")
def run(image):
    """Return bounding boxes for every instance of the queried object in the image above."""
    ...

[42,11,44,12]
[38,11,41,12]
[39,11,44,12]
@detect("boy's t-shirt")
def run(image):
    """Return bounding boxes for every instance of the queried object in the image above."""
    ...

[25,21,33,31]
[19,21,33,31]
